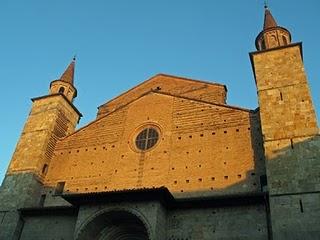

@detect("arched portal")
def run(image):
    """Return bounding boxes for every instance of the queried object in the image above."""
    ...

[77,210,150,240]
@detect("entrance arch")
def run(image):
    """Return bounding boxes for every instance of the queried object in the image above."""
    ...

[76,210,150,240]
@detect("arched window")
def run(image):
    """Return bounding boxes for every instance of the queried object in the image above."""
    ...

[269,35,277,47]
[59,87,65,94]
[282,35,288,45]
[260,39,266,50]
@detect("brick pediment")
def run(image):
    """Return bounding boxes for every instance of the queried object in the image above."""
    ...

[55,91,252,151]
[97,74,227,118]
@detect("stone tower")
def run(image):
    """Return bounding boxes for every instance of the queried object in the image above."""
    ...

[250,6,320,239]
[0,59,81,239]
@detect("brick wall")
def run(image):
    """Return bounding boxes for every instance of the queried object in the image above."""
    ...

[97,74,227,118]
[45,92,264,197]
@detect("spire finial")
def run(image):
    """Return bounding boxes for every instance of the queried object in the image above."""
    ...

[264,0,268,9]
[73,55,76,62]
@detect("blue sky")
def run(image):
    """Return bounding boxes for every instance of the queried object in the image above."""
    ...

[0,0,319,182]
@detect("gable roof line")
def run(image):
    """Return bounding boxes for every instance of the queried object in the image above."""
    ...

[56,90,253,143]
[98,73,227,109]
[157,91,252,112]
[159,73,227,88]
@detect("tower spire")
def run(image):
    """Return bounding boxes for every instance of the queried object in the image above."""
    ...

[255,6,291,51]
[49,57,78,102]
[59,57,76,85]
[263,7,278,30]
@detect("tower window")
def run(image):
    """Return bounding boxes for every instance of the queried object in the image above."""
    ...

[299,199,304,213]
[282,36,288,45]
[42,164,48,175]
[135,127,159,151]
[261,39,266,50]
[39,194,46,207]
[59,87,65,94]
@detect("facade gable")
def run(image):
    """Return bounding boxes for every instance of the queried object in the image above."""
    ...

[97,74,227,118]
[45,92,264,199]
[2,6,319,239]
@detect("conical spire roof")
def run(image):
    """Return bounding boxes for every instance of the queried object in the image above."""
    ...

[263,7,278,30]
[255,5,291,51]
[60,57,75,85]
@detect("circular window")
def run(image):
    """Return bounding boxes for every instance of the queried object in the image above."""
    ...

[135,127,159,151]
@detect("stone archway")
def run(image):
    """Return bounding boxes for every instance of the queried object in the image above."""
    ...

[77,210,150,240]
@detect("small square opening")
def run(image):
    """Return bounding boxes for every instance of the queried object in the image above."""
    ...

[55,181,65,195]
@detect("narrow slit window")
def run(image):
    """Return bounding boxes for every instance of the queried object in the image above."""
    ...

[39,194,46,207]
[299,199,304,213]
[290,139,294,149]
[42,164,48,175]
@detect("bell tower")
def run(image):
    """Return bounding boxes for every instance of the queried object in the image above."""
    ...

[255,5,291,51]
[250,6,320,239]
[0,58,82,239]
[50,57,77,102]
[6,58,81,179]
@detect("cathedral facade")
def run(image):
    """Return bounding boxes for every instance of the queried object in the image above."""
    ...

[0,7,319,240]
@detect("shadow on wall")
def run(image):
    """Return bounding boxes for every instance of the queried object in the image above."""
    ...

[174,109,266,198]
[170,114,320,200]
[263,134,320,238]
[1,117,319,239]
[32,109,267,206]
[265,134,320,195]
[76,210,149,240]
